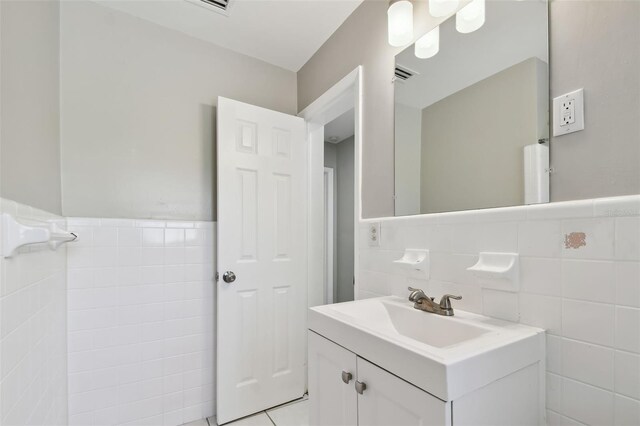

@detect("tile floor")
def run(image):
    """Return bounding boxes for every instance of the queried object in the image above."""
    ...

[183,398,309,426]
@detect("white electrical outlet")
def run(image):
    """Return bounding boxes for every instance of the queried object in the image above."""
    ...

[368,222,380,247]
[561,99,576,125]
[553,88,584,136]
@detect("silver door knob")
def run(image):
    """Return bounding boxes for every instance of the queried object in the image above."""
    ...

[341,371,352,384]
[222,271,236,283]
[355,381,367,394]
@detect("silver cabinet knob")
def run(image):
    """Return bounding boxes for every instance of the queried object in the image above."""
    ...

[341,371,352,384]
[355,381,367,394]
[222,271,236,283]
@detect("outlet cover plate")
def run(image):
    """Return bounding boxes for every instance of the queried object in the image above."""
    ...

[553,88,584,136]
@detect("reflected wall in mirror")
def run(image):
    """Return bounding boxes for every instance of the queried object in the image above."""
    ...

[394,0,549,216]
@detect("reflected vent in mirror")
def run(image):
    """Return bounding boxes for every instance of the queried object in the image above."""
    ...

[394,65,418,83]
[201,0,229,10]
[185,0,231,15]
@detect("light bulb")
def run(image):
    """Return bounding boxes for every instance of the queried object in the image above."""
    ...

[456,0,485,33]
[415,26,439,59]
[429,0,459,18]
[387,0,414,47]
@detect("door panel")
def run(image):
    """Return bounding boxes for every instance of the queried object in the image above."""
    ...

[308,332,358,426]
[217,97,307,424]
[357,358,451,426]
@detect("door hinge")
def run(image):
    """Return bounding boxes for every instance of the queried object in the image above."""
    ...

[215,272,219,282]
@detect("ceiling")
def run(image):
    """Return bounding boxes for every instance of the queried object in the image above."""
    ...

[325,108,354,144]
[92,0,362,71]
[395,0,548,110]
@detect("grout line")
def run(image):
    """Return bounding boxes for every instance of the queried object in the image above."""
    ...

[265,410,277,426]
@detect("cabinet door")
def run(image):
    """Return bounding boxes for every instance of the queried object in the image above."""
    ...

[308,332,358,426]
[356,358,451,426]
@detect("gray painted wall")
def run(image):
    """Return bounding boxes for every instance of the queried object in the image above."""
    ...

[336,137,355,303]
[60,1,298,221]
[298,0,640,218]
[324,142,338,299]
[549,0,640,201]
[394,103,422,216]
[325,139,355,303]
[1,0,62,214]
[420,58,546,213]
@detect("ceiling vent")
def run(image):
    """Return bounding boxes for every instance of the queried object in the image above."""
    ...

[394,65,418,83]
[185,0,231,16]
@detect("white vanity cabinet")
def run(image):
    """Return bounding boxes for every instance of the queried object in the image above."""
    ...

[309,328,543,426]
[308,297,545,426]
[309,332,450,426]
[308,331,358,426]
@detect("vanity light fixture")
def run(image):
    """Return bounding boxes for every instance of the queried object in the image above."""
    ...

[414,25,440,58]
[388,0,414,47]
[456,0,485,33]
[429,0,459,18]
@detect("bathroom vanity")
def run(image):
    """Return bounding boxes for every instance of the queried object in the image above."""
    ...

[308,296,545,425]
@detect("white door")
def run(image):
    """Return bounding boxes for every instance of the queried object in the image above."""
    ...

[357,358,451,426]
[308,332,357,426]
[216,97,307,425]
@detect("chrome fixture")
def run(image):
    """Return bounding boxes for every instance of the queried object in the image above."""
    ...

[408,287,461,316]
[341,371,352,384]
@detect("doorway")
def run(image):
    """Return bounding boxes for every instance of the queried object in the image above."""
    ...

[299,66,363,309]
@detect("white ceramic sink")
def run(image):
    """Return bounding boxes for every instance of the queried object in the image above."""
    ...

[308,296,545,401]
[344,298,490,348]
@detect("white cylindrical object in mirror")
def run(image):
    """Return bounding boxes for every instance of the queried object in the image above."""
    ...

[388,0,414,47]
[429,0,459,17]
[524,144,549,205]
[456,0,485,33]
[415,26,440,59]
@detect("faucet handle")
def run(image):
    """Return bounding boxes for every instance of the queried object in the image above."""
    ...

[408,287,426,302]
[439,294,462,310]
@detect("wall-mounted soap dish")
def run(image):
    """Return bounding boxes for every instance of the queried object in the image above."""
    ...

[2,213,77,258]
[394,249,429,279]
[467,252,519,291]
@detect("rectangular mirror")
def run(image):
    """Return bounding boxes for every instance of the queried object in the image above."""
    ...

[394,0,549,216]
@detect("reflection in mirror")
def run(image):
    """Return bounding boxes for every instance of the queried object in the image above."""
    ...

[394,0,549,216]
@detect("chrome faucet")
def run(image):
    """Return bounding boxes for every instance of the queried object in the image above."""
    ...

[408,287,462,316]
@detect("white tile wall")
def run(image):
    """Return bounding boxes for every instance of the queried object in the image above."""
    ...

[0,198,69,426]
[66,218,216,426]
[358,195,640,426]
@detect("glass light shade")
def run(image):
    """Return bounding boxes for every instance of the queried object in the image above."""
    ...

[387,1,414,47]
[456,0,485,33]
[414,26,439,59]
[429,0,459,18]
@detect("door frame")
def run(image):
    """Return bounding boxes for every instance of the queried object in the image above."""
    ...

[299,66,363,308]
[323,167,335,305]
